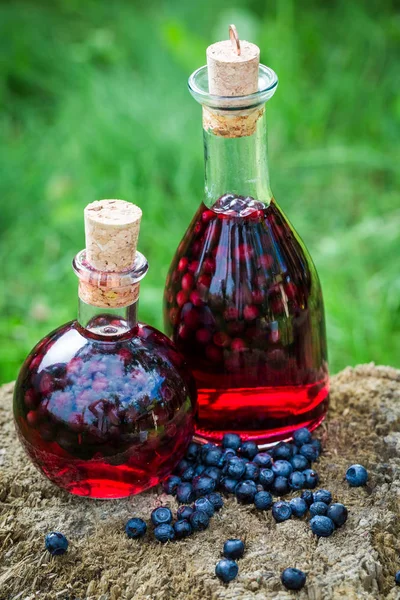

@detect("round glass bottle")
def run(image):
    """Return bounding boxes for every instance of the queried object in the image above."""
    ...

[163,47,329,445]
[14,200,196,498]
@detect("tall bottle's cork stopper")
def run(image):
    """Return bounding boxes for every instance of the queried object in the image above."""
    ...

[204,25,262,138]
[84,199,142,271]
[74,199,146,309]
[206,25,260,96]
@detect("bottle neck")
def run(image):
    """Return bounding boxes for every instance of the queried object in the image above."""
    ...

[77,298,138,336]
[203,107,272,206]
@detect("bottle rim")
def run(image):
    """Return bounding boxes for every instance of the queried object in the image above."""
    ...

[188,64,278,110]
[72,250,149,287]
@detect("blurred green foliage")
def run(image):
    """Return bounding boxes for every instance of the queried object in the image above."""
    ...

[0,0,399,383]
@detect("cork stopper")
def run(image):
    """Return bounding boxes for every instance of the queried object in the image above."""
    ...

[75,199,146,309]
[207,25,260,96]
[84,199,142,271]
[204,25,262,138]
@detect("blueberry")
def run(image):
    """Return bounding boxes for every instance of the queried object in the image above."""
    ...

[215,558,239,583]
[192,475,216,497]
[190,509,210,531]
[186,442,201,461]
[346,464,368,487]
[327,503,348,527]
[301,490,314,506]
[239,441,258,460]
[311,439,322,456]
[273,442,293,460]
[204,447,224,467]
[272,460,293,479]
[223,538,245,560]
[293,427,312,446]
[225,457,246,480]
[258,468,275,489]
[289,471,306,490]
[175,458,192,476]
[207,492,224,511]
[181,466,196,482]
[162,475,181,495]
[313,489,332,504]
[177,505,194,520]
[309,502,328,517]
[281,567,307,591]
[273,476,289,496]
[303,469,319,489]
[45,532,68,556]
[176,482,195,504]
[236,480,258,504]
[220,477,238,494]
[151,507,173,527]
[253,452,272,468]
[243,462,260,481]
[125,518,147,539]
[290,455,310,471]
[194,464,206,476]
[154,523,175,543]
[201,443,217,462]
[254,491,273,510]
[204,466,222,483]
[299,444,318,463]
[194,497,215,517]
[310,515,335,537]
[289,497,308,518]
[222,433,242,451]
[173,519,192,539]
[223,448,237,461]
[272,501,292,523]
[395,571,400,585]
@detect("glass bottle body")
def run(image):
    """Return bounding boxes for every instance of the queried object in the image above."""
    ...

[163,66,329,445]
[14,257,196,498]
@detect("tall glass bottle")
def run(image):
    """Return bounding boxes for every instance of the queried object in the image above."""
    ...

[163,50,329,446]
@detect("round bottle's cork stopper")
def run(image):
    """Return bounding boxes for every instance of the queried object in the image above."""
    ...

[84,199,142,271]
[206,30,260,96]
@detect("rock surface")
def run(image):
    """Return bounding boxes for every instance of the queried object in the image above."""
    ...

[0,364,400,600]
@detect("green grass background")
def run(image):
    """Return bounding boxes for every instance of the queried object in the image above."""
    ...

[1,0,399,384]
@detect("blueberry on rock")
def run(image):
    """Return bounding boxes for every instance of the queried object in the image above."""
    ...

[289,497,308,518]
[272,501,292,523]
[313,489,332,504]
[236,480,258,504]
[281,567,307,591]
[162,475,181,495]
[186,442,201,461]
[273,442,293,461]
[207,492,224,511]
[192,475,216,497]
[311,439,322,456]
[204,466,222,483]
[190,510,210,531]
[177,505,194,521]
[309,502,328,517]
[151,507,173,527]
[225,457,246,480]
[301,490,314,506]
[272,460,293,479]
[310,515,335,537]
[289,471,306,490]
[222,433,242,451]
[259,468,275,489]
[125,518,147,539]
[45,532,69,556]
[154,523,175,543]
[303,469,319,489]
[194,497,215,517]
[181,466,196,482]
[223,539,245,560]
[290,455,310,471]
[273,476,289,496]
[173,520,192,539]
[346,464,368,487]
[293,427,312,447]
[215,558,239,583]
[253,452,272,468]
[220,477,239,494]
[204,447,224,467]
[176,482,195,504]
[239,441,259,460]
[254,491,273,510]
[299,444,318,463]
[243,462,260,481]
[395,571,400,586]
[327,503,348,527]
